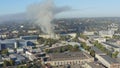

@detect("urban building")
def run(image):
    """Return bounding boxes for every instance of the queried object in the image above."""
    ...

[99,30,114,38]
[0,39,26,49]
[101,42,120,52]
[20,35,38,43]
[45,52,94,66]
[92,47,120,68]
[97,55,120,68]
[84,62,105,68]
[25,51,37,61]
[90,36,106,43]
[108,23,118,31]
[60,33,77,38]
[83,31,94,36]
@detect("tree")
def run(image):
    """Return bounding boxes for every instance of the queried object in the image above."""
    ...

[112,51,119,58]
[73,45,80,52]
[17,65,27,68]
[60,47,66,53]
[37,37,45,44]
[79,33,88,40]
[90,50,95,57]
[45,49,50,53]
[44,38,58,47]
[113,35,120,39]
[67,45,73,51]
[85,46,91,51]
[81,42,87,48]
[94,41,98,46]
[60,35,71,41]
[1,49,8,55]
[3,60,13,66]
[9,60,15,66]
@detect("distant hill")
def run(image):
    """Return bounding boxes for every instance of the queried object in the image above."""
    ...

[0,11,120,24]
[0,13,27,24]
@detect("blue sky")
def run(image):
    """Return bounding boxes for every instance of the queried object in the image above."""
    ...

[0,0,120,17]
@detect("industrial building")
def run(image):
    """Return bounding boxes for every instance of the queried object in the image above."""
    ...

[92,47,120,68]
[45,52,94,66]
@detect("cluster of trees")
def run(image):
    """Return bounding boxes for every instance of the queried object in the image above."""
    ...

[17,60,42,68]
[112,51,119,58]
[113,35,120,39]
[3,60,15,67]
[94,41,107,53]
[17,65,27,68]
[59,35,72,41]
[80,42,95,57]
[90,50,95,57]
[94,41,112,56]
[45,45,80,53]
[37,37,45,44]
[0,49,9,55]
[72,34,79,42]
[37,37,58,47]
[79,33,88,40]
[81,42,91,51]
[44,39,58,47]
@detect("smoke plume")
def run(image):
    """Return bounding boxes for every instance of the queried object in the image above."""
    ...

[27,0,71,35]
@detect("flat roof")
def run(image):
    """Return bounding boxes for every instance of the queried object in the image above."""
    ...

[100,55,118,64]
[88,62,105,68]
[47,52,92,61]
[91,46,105,55]
[102,42,119,48]
[20,35,39,40]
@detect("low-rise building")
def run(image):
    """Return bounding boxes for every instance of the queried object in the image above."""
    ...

[84,62,105,68]
[99,30,114,38]
[101,42,120,52]
[60,33,76,38]
[0,39,26,49]
[0,34,7,39]
[9,54,17,61]
[12,30,19,34]
[17,48,24,53]
[91,47,106,55]
[92,47,120,68]
[15,54,26,64]
[45,52,94,66]
[20,35,38,43]
[2,56,10,61]
[8,49,14,54]
[93,37,106,43]
[97,55,120,68]
[88,35,106,43]
[83,31,94,36]
[27,30,38,34]
[25,51,37,61]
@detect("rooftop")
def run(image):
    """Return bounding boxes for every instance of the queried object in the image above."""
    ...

[102,42,119,48]
[91,46,105,55]
[47,52,92,61]
[100,55,118,64]
[87,62,105,68]
[20,35,39,40]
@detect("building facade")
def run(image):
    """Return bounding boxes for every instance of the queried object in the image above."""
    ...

[45,52,94,66]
